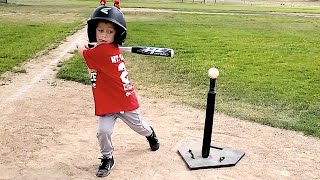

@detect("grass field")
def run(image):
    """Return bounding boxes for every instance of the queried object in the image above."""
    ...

[1,0,320,137]
[0,1,93,74]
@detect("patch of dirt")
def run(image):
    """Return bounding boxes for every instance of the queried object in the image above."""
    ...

[0,9,319,180]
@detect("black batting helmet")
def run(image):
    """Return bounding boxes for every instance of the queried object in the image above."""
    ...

[87,6,127,45]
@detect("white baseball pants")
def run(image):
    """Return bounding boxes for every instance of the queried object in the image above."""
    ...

[97,109,152,158]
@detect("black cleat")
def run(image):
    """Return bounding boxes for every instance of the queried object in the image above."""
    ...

[96,156,115,177]
[146,127,160,151]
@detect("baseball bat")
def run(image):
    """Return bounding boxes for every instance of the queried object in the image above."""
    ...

[119,46,174,58]
[87,43,174,57]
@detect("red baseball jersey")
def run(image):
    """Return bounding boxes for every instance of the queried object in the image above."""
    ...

[83,43,139,116]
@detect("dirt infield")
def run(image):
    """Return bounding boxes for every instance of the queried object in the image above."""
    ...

[1,10,320,180]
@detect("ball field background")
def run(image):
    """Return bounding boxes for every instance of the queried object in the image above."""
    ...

[0,0,320,179]
[2,0,319,137]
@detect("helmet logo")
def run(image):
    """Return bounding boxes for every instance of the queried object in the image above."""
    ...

[101,7,112,15]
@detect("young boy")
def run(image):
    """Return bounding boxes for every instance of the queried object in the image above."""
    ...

[77,6,159,178]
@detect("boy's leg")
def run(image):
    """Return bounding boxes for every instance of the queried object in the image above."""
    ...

[97,114,117,157]
[96,115,117,177]
[117,109,152,136]
[117,109,159,151]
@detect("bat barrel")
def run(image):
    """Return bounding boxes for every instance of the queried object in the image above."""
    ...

[131,46,174,57]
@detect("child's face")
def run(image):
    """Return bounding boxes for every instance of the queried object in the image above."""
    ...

[96,21,116,44]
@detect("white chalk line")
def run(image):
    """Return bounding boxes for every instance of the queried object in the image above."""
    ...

[0,34,83,110]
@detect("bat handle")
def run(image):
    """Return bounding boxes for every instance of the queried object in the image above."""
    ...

[119,46,132,52]
[88,43,97,48]
[87,44,133,53]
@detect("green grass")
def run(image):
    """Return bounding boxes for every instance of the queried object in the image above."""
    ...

[60,10,320,137]
[0,1,93,74]
[0,21,79,74]
[1,0,320,137]
[57,53,91,85]
[124,12,320,136]
[120,1,320,14]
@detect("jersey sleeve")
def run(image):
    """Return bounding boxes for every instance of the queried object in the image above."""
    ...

[83,47,101,70]
[83,44,118,71]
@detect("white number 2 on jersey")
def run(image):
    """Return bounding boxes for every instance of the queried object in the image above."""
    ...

[118,62,129,85]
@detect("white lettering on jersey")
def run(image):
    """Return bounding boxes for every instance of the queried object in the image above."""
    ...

[118,62,134,94]
[90,71,97,88]
[118,62,129,84]
[111,56,118,63]
[111,54,124,63]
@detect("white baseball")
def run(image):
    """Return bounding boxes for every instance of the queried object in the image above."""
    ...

[208,67,219,79]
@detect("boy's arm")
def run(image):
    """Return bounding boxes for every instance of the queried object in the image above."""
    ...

[76,40,96,76]
[77,39,89,58]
